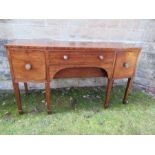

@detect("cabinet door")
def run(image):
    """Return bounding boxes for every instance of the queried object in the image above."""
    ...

[113,50,140,78]
[10,50,46,82]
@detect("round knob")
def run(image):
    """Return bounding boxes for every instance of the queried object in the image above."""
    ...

[25,63,32,70]
[63,55,69,60]
[123,62,129,68]
[98,55,104,60]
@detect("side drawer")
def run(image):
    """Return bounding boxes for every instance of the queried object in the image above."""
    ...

[10,50,46,82]
[113,50,140,78]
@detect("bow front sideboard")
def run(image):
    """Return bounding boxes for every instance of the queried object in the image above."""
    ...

[5,40,141,114]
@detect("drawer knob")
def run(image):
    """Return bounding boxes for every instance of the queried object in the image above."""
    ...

[63,55,69,60]
[123,62,130,68]
[98,55,104,60]
[25,63,32,70]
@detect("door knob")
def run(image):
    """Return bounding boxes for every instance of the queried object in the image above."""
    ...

[63,55,69,60]
[25,63,32,70]
[123,62,130,68]
[98,55,104,60]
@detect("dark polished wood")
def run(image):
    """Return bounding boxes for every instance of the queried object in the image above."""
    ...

[5,40,141,114]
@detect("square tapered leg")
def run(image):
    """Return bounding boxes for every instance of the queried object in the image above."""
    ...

[12,82,23,114]
[123,77,133,104]
[45,81,51,114]
[24,82,29,95]
[104,78,113,108]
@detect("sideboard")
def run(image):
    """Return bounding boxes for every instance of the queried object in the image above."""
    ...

[5,40,141,114]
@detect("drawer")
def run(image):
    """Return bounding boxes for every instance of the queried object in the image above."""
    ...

[49,50,115,67]
[10,50,46,81]
[113,51,140,78]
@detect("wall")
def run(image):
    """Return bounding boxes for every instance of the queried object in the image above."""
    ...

[0,19,155,94]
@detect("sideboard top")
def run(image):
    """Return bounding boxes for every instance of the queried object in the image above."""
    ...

[5,40,141,50]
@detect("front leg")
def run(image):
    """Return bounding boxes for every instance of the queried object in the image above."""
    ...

[104,78,113,108]
[12,82,24,114]
[24,82,29,95]
[123,77,133,104]
[45,81,51,114]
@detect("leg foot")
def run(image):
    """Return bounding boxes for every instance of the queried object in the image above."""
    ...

[47,111,52,114]
[104,104,109,109]
[18,110,24,115]
[123,100,129,104]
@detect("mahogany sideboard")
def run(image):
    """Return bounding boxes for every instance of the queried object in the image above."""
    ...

[5,40,141,114]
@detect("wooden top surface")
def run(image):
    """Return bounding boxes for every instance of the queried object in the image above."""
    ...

[5,40,141,50]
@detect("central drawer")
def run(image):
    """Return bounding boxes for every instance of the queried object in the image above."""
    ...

[49,50,115,67]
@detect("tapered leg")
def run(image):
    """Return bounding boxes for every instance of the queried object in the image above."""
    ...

[45,81,51,114]
[12,82,23,114]
[104,78,113,108]
[24,82,29,95]
[112,80,114,88]
[123,77,133,104]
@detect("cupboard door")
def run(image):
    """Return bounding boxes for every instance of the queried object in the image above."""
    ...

[113,50,140,78]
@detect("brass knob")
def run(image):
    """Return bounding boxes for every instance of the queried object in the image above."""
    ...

[98,55,104,60]
[63,55,69,60]
[123,62,129,68]
[25,63,32,70]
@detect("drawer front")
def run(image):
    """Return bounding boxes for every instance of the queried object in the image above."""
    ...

[49,50,115,67]
[10,50,46,81]
[113,51,140,78]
